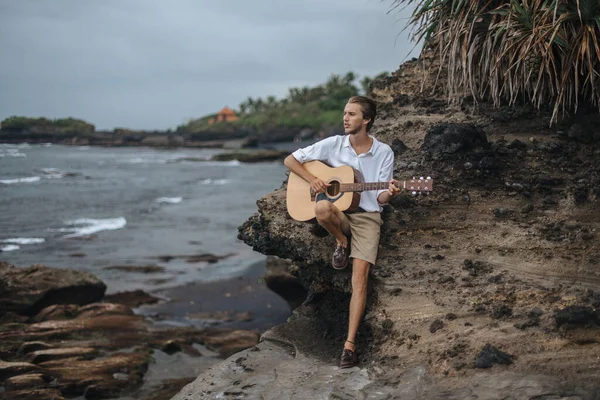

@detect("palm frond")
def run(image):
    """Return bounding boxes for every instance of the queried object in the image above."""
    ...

[392,0,600,123]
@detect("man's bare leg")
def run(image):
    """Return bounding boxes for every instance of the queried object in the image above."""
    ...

[345,259,370,352]
[314,200,350,246]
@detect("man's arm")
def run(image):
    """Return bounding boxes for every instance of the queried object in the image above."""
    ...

[284,155,330,194]
[376,151,398,205]
[377,183,399,205]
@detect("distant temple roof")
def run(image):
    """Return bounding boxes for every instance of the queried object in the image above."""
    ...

[208,106,239,124]
[218,106,236,116]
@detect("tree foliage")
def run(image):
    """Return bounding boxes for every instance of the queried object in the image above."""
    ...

[393,0,600,122]
[1,116,95,135]
[178,71,387,134]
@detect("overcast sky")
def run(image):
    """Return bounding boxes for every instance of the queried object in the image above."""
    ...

[0,0,419,130]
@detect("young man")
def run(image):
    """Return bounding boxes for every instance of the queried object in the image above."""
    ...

[284,96,399,368]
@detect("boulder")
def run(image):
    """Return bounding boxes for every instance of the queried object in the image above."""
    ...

[0,262,106,317]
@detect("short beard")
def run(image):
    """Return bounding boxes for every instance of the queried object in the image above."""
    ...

[345,127,361,135]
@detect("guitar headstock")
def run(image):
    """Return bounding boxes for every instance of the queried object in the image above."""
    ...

[407,176,433,196]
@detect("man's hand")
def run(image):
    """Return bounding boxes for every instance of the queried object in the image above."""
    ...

[378,179,400,205]
[388,179,400,196]
[310,177,330,194]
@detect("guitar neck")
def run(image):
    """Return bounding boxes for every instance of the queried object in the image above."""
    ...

[340,182,389,192]
[340,179,432,193]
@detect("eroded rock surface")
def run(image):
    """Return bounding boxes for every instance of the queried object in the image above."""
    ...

[228,57,600,398]
[0,263,261,399]
[0,262,106,316]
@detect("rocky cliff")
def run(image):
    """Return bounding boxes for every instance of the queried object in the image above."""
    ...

[174,55,600,399]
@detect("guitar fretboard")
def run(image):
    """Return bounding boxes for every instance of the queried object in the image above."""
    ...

[340,179,432,193]
[340,182,389,192]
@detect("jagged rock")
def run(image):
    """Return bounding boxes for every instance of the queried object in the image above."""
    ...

[567,124,594,143]
[514,318,539,330]
[33,303,134,322]
[237,189,352,295]
[2,388,64,400]
[0,361,46,381]
[33,305,80,322]
[27,347,99,363]
[479,156,498,169]
[4,373,52,391]
[491,303,512,319]
[555,306,599,327]
[210,150,288,163]
[474,344,513,368]
[0,262,106,317]
[160,339,183,355]
[18,341,53,355]
[421,123,489,160]
[462,259,493,276]
[41,351,150,396]
[104,265,165,273]
[507,139,528,150]
[264,256,307,310]
[102,290,161,308]
[391,138,408,155]
[382,319,394,331]
[429,319,444,333]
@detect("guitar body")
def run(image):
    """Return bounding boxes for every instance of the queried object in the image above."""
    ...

[286,161,361,222]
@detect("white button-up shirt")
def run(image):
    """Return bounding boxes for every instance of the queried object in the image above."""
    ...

[291,135,394,212]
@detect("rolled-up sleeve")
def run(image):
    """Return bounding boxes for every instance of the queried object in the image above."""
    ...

[376,150,394,202]
[291,137,333,164]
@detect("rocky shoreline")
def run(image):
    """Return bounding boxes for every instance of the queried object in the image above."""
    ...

[0,259,301,400]
[0,125,320,151]
[173,58,600,398]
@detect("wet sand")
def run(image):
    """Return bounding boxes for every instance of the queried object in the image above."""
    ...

[116,260,294,400]
[137,259,293,331]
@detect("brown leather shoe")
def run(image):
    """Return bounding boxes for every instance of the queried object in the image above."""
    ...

[339,348,358,368]
[331,244,349,270]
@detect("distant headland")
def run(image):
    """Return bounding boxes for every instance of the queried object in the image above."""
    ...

[0,71,390,149]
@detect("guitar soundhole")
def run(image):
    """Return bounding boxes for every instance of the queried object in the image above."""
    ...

[327,181,340,197]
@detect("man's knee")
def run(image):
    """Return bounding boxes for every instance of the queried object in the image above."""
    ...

[314,201,333,221]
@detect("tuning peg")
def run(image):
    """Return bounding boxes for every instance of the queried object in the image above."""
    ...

[411,191,417,196]
[426,176,431,180]
[420,176,424,180]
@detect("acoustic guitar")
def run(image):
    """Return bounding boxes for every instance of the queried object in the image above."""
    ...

[286,160,433,221]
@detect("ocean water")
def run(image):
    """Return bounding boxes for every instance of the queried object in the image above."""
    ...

[0,143,288,294]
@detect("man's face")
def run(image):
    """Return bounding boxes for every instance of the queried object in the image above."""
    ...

[343,102,368,135]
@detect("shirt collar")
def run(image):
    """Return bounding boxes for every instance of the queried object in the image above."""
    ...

[343,134,378,154]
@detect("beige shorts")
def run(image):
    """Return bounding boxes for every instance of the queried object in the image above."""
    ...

[344,212,382,265]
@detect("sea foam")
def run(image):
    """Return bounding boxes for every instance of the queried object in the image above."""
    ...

[156,197,183,204]
[201,178,230,185]
[181,160,241,167]
[39,168,72,179]
[1,238,45,245]
[0,176,41,184]
[0,148,27,158]
[60,217,127,238]
[0,245,20,252]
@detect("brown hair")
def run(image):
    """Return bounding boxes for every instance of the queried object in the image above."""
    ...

[348,96,377,132]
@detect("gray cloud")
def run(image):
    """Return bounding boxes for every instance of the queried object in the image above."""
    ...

[0,0,418,130]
